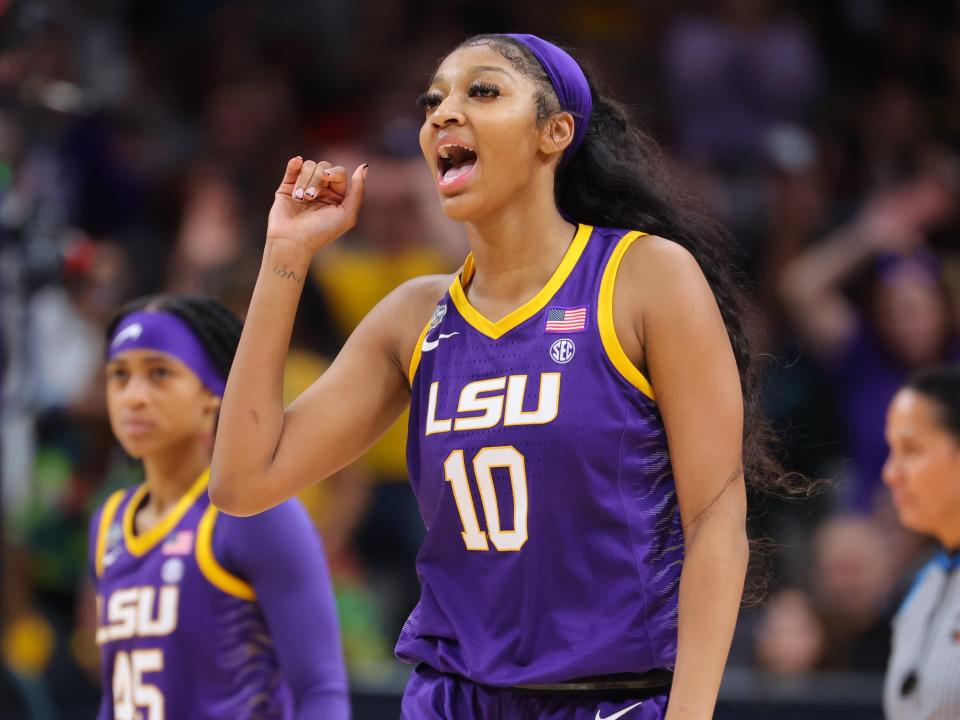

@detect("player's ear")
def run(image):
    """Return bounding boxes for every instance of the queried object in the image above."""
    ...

[539,111,575,159]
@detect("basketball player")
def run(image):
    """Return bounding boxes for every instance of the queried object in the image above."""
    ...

[212,34,765,719]
[90,295,348,719]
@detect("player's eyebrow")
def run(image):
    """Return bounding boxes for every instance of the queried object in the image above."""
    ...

[430,65,514,86]
[141,354,175,364]
[108,353,176,366]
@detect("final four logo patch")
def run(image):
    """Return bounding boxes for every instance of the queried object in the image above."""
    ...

[103,523,124,568]
[429,304,448,331]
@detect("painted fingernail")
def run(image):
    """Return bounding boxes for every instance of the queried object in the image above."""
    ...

[293,187,304,200]
[305,187,317,198]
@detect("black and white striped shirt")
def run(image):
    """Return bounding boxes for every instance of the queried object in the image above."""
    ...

[884,550,960,719]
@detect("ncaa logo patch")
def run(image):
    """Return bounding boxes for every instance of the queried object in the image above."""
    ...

[550,338,576,364]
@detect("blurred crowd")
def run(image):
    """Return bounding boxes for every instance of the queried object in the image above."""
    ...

[1,0,959,715]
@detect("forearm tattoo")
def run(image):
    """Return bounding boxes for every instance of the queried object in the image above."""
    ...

[273,265,303,284]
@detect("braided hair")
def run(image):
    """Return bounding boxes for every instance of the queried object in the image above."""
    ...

[105,295,242,381]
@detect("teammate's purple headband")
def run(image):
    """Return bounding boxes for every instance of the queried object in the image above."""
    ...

[502,34,592,163]
[107,311,226,396]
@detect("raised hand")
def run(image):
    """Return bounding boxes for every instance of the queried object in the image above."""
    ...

[856,169,957,254]
[856,193,925,254]
[266,156,368,255]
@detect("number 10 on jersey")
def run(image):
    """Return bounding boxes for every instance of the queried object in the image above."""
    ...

[444,446,529,552]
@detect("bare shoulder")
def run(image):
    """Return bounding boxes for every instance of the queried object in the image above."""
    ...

[369,272,454,382]
[391,273,455,310]
[619,234,706,290]
[616,233,715,314]
[611,233,720,369]
[382,273,454,330]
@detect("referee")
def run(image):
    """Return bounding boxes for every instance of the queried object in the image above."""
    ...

[882,366,960,719]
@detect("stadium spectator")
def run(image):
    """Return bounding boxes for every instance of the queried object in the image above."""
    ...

[780,167,959,509]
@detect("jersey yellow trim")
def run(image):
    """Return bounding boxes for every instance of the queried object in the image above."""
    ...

[598,230,656,401]
[122,468,210,557]
[196,504,256,601]
[95,489,126,578]
[448,224,593,340]
[407,316,433,387]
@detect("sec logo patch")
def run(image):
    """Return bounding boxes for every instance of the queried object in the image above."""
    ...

[162,558,185,584]
[550,338,576,364]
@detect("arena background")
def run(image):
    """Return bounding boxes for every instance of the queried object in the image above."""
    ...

[2,0,959,717]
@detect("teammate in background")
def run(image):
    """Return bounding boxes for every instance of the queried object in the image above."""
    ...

[883,366,960,719]
[89,295,348,720]
[212,34,774,719]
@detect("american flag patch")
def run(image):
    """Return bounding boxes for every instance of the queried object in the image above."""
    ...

[545,306,588,333]
[162,530,194,556]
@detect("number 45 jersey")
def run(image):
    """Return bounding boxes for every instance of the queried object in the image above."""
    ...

[397,224,684,686]
[90,470,294,720]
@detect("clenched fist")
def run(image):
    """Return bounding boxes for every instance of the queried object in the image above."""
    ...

[266,156,368,256]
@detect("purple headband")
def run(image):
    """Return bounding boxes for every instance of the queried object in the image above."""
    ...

[108,311,226,396]
[503,34,592,164]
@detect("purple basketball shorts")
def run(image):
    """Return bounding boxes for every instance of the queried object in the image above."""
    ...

[401,665,670,720]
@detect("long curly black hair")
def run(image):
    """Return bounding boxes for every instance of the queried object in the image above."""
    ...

[445,35,806,598]
[453,35,784,495]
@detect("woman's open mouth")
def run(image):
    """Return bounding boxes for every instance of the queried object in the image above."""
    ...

[437,143,478,189]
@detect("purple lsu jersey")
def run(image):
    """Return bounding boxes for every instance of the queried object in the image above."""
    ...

[396,224,684,686]
[92,470,292,719]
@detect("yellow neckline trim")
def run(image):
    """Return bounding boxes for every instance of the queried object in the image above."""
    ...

[123,468,210,557]
[95,489,126,578]
[598,230,656,401]
[408,316,433,386]
[449,224,593,340]
[196,505,256,601]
